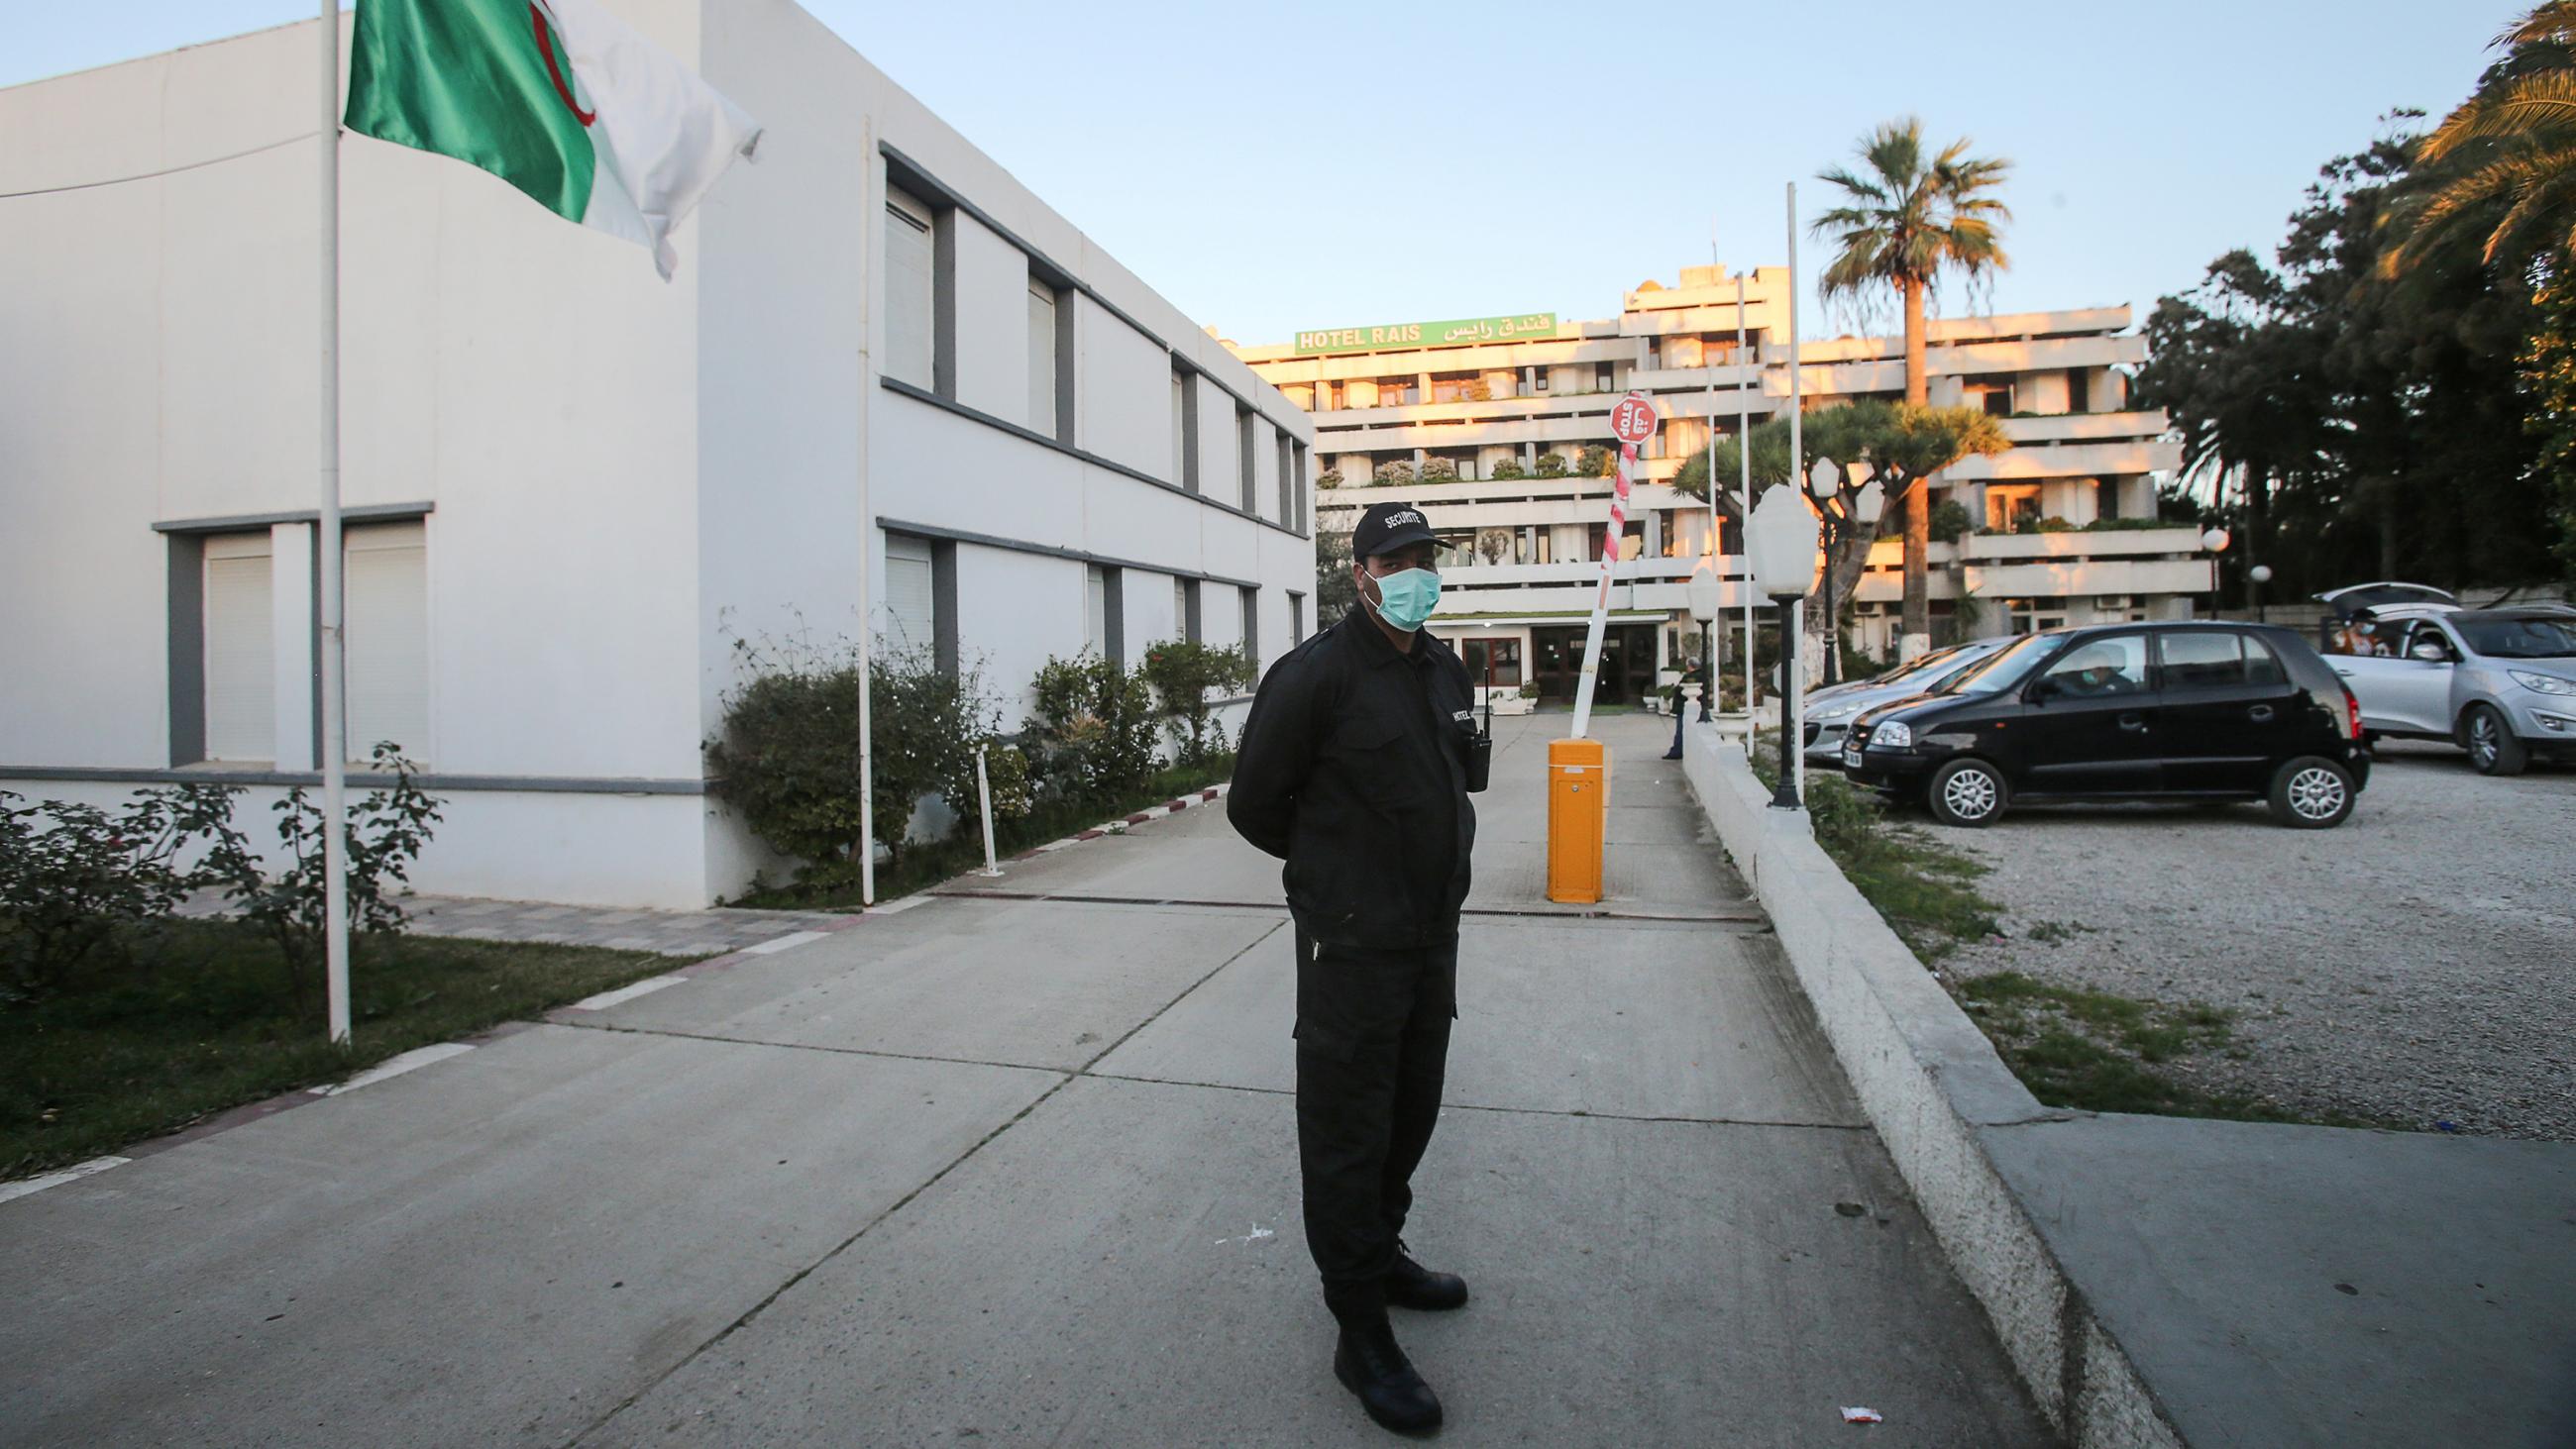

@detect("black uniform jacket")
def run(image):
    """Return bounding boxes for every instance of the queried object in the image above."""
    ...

[1227,610,1478,950]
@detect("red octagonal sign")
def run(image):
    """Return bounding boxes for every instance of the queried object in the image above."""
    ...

[1609,391,1659,445]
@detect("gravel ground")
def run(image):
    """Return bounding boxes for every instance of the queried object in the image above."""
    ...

[1929,741,2576,1141]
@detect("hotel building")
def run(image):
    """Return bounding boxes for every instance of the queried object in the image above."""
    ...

[1230,267,2200,704]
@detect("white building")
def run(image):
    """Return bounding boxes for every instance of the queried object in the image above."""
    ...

[0,1,1317,908]
[1230,267,2200,703]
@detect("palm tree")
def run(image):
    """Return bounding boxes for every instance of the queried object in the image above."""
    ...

[2388,3,2576,276]
[1811,119,2012,655]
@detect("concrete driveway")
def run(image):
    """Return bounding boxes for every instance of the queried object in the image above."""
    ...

[1,713,2049,1447]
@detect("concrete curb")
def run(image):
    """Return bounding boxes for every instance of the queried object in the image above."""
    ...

[1679,725,2185,1449]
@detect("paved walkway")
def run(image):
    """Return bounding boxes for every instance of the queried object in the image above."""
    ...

[3,714,2049,1446]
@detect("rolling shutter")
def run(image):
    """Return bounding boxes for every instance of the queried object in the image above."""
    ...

[884,189,934,389]
[885,533,935,653]
[203,533,274,762]
[345,522,429,763]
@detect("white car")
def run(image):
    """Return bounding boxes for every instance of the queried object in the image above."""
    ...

[2326,604,2576,775]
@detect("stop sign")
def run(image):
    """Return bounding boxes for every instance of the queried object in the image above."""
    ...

[1609,391,1658,445]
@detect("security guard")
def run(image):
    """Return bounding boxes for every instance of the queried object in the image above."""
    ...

[1228,500,1482,1436]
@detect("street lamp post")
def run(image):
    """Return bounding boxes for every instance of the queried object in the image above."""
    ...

[1686,575,1722,723]
[1805,459,1886,685]
[2200,526,2231,619]
[1748,484,1821,809]
[2249,563,2274,624]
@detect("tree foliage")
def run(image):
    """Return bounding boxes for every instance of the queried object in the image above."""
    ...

[1811,119,2014,325]
[2391,3,2576,274]
[2140,118,2567,592]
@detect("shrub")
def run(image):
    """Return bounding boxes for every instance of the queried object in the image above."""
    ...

[1372,460,1415,486]
[1316,468,1344,488]
[0,786,219,1002]
[189,743,444,1016]
[1421,457,1458,480]
[1490,457,1528,480]
[2081,515,2168,532]
[1534,453,1569,478]
[706,638,992,878]
[1929,499,1972,544]
[1142,641,1256,769]
[1024,653,1161,807]
[1575,445,1617,477]
[2034,516,2076,533]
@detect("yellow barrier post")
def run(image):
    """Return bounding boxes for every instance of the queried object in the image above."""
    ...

[1546,736,1607,903]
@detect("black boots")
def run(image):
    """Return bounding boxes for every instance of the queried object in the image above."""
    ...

[1385,1245,1468,1311]
[1334,1313,1444,1436]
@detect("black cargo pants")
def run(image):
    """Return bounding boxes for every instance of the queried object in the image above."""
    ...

[1293,929,1457,1323]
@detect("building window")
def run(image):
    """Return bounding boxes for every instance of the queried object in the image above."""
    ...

[1289,590,1306,644]
[344,521,428,764]
[885,532,936,656]
[1085,565,1110,658]
[1236,406,1258,514]
[1027,272,1062,439]
[884,187,936,391]
[1326,380,1344,410]
[1171,368,1200,493]
[1291,442,1308,531]
[1986,483,2043,533]
[202,532,274,763]
[1971,382,2014,416]
[1177,577,1201,643]
[1239,585,1259,664]
[1461,637,1522,687]
[1275,433,1295,526]
[2067,368,2091,414]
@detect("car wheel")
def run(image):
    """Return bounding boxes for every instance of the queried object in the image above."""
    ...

[2267,757,2356,829]
[2461,704,2529,776]
[1926,759,2008,828]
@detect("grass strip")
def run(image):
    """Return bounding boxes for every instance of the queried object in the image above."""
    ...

[1750,741,2356,1125]
[3,921,685,1180]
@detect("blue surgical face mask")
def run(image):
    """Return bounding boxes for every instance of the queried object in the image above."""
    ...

[1365,567,1442,632]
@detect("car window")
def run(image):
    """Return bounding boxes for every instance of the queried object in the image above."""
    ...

[2156,632,2288,689]
[2323,619,2401,658]
[2158,632,2249,689]
[1944,634,2054,694]
[2403,622,2458,663]
[2449,614,2576,659]
[2036,635,2149,699]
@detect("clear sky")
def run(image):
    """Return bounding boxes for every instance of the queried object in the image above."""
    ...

[4,2,2517,345]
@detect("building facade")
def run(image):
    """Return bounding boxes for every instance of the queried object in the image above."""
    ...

[0,0,1315,908]
[1230,266,2200,702]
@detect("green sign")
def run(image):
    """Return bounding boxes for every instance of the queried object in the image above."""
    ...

[1293,313,1556,356]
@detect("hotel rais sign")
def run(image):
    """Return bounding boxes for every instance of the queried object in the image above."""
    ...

[1293,313,1556,356]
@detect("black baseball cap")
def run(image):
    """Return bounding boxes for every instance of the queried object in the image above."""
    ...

[1352,501,1447,560]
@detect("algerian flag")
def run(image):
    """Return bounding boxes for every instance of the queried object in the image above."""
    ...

[345,0,762,279]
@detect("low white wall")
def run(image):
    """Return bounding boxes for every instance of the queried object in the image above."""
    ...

[1679,725,2186,1449]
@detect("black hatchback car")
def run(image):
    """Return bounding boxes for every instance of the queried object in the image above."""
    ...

[1841,621,2371,829]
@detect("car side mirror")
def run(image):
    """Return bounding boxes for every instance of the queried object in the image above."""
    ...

[2409,642,2449,664]
[2026,675,2060,704]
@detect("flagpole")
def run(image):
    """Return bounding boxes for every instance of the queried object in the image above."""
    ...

[1736,269,1752,722]
[1785,180,1805,805]
[318,0,351,1044]
[856,114,877,909]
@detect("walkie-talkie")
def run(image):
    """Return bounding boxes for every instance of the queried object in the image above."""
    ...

[1461,694,1493,793]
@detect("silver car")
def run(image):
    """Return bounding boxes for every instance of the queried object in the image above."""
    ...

[1803,637,2014,764]
[2327,605,2576,775]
